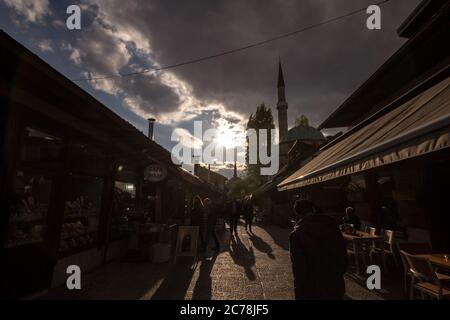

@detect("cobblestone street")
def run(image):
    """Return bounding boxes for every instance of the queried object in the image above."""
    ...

[42,223,384,300]
[162,224,296,300]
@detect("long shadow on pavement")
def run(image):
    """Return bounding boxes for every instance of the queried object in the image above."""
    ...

[248,232,275,259]
[229,234,256,281]
[151,257,196,300]
[41,261,169,300]
[191,255,218,300]
[260,224,291,251]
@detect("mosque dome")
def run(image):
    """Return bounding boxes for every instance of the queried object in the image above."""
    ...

[287,125,325,142]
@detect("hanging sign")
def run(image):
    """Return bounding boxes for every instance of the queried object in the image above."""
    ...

[144,164,168,182]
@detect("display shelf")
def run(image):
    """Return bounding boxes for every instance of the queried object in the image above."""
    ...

[60,230,97,240]
[63,214,99,219]
[5,239,44,249]
[9,215,46,223]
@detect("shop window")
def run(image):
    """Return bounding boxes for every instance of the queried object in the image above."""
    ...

[109,182,135,240]
[20,127,63,162]
[378,175,401,230]
[67,141,106,175]
[6,171,52,248]
[59,174,103,255]
[69,141,105,162]
[346,175,366,202]
[115,182,136,199]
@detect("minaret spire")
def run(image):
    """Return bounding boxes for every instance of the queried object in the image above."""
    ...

[277,58,288,142]
[277,58,289,166]
[277,57,285,89]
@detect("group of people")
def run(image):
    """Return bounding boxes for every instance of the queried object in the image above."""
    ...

[226,197,254,235]
[189,195,255,252]
[190,194,352,300]
[190,195,221,252]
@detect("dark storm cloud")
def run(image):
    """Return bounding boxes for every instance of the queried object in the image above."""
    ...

[117,75,181,114]
[0,0,422,129]
[84,0,419,127]
[0,0,424,176]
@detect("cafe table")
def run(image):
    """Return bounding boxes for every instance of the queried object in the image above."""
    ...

[415,254,450,271]
[342,231,385,274]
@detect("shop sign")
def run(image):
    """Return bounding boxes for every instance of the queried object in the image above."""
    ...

[144,164,168,182]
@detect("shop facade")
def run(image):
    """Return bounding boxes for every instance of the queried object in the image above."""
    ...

[0,31,201,298]
[278,70,450,251]
[277,1,450,249]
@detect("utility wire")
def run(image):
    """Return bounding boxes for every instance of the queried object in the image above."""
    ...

[72,0,390,82]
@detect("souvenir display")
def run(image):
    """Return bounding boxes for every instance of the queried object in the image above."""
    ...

[58,174,103,255]
[6,172,51,248]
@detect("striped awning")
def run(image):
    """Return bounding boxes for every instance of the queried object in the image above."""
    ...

[278,76,450,191]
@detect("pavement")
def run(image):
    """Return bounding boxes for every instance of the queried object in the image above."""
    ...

[41,222,392,300]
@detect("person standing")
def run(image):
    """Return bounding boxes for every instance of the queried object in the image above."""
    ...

[204,198,220,251]
[290,199,348,300]
[228,198,241,237]
[243,198,254,233]
[191,196,206,248]
[342,206,361,231]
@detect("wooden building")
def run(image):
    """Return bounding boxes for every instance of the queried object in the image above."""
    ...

[277,1,450,249]
[0,31,207,298]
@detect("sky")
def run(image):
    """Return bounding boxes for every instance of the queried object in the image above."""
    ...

[0,0,421,177]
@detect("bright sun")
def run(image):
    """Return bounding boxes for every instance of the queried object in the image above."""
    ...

[214,127,246,149]
[215,130,237,149]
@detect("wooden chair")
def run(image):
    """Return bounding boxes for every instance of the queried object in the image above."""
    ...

[397,243,432,295]
[370,229,399,270]
[364,226,377,236]
[401,251,450,300]
[362,226,377,254]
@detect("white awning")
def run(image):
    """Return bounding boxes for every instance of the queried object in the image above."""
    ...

[278,76,450,191]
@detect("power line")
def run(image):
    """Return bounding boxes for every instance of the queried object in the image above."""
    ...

[72,0,390,82]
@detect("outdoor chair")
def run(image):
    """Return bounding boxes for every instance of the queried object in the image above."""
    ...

[365,226,377,236]
[342,224,369,272]
[369,229,399,271]
[401,251,450,300]
[397,242,432,295]
[361,226,377,257]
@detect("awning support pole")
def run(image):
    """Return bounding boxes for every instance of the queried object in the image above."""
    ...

[365,171,382,229]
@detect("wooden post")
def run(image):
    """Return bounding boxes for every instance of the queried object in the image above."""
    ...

[155,184,162,223]
[0,107,21,246]
[135,165,144,207]
[365,171,382,229]
[100,159,118,264]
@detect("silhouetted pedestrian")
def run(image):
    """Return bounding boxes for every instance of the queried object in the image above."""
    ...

[227,198,241,236]
[342,206,361,231]
[204,198,220,251]
[290,199,348,300]
[243,198,254,233]
[191,195,206,247]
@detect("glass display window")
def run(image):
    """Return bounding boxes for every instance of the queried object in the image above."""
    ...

[20,127,63,163]
[109,182,134,240]
[59,174,104,255]
[6,171,52,248]
[67,140,106,176]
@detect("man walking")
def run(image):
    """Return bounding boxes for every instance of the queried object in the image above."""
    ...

[228,198,241,237]
[290,199,348,300]
[243,198,254,233]
[204,198,220,251]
